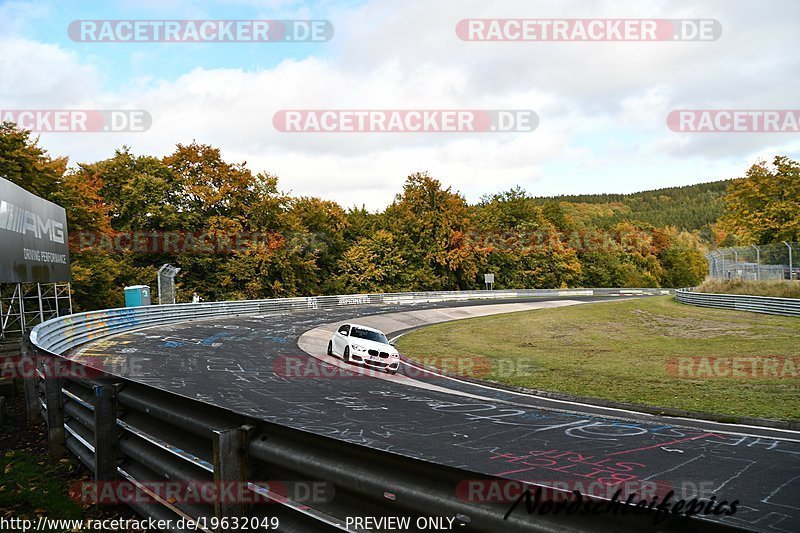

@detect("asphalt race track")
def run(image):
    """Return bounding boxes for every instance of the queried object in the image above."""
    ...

[70,296,800,532]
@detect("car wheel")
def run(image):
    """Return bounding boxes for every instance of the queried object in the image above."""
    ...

[327,340,333,356]
[343,346,351,363]
[387,369,398,375]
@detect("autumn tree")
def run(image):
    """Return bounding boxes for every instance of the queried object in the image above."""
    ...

[657,229,708,287]
[541,200,570,231]
[576,222,664,288]
[472,188,581,288]
[721,156,800,244]
[287,197,349,293]
[344,205,381,242]
[474,187,544,230]
[55,168,126,310]
[80,147,183,230]
[163,142,258,231]
[337,230,409,293]
[383,173,479,290]
[0,122,66,199]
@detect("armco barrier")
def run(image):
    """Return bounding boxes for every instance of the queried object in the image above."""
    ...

[676,288,800,317]
[31,288,671,355]
[24,287,743,533]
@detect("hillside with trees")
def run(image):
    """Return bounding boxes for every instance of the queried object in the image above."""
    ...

[531,180,732,236]
[2,122,791,311]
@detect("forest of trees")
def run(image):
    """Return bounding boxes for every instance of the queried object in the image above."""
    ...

[1,122,794,311]
[532,180,731,236]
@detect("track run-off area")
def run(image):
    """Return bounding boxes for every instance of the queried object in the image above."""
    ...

[69,295,800,532]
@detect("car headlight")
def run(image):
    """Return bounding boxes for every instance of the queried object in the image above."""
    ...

[391,352,399,358]
[351,344,366,352]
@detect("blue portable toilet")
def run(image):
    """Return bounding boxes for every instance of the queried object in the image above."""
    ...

[124,285,152,307]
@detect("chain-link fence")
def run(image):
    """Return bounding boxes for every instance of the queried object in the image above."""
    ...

[706,242,798,281]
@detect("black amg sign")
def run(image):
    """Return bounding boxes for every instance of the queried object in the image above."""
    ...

[0,176,70,283]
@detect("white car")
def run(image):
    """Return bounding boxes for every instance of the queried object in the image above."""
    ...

[328,323,400,374]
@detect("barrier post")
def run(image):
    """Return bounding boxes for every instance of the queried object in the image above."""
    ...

[212,425,255,527]
[93,382,121,482]
[21,339,42,424]
[42,355,66,458]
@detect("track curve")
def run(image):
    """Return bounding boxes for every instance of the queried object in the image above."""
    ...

[69,295,800,532]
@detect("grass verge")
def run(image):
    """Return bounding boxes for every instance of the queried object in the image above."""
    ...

[0,449,86,522]
[395,296,800,421]
[0,381,141,531]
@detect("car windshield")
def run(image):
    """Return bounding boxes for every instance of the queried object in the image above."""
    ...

[350,327,389,344]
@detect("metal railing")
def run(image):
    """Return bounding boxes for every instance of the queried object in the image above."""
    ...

[676,288,800,317]
[24,287,740,533]
[31,288,670,355]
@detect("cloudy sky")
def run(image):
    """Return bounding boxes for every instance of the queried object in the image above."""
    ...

[1,0,798,209]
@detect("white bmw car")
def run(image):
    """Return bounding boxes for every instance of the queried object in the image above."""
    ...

[328,323,400,374]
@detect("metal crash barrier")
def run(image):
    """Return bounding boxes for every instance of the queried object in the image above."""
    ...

[676,288,800,317]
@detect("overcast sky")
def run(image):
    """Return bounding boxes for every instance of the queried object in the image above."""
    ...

[1,0,798,209]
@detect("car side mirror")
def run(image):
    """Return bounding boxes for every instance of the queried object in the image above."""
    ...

[389,341,395,346]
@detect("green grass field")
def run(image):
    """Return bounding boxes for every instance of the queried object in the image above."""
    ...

[0,450,84,523]
[396,296,800,421]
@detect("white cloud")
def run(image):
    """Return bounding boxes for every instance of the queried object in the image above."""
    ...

[3,0,799,209]
[0,38,102,106]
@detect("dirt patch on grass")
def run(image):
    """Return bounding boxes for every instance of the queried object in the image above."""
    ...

[629,309,760,338]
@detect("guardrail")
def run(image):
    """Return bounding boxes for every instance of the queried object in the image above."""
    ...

[31,288,670,355]
[23,287,738,533]
[676,288,800,317]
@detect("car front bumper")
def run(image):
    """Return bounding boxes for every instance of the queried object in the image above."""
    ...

[350,352,399,372]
